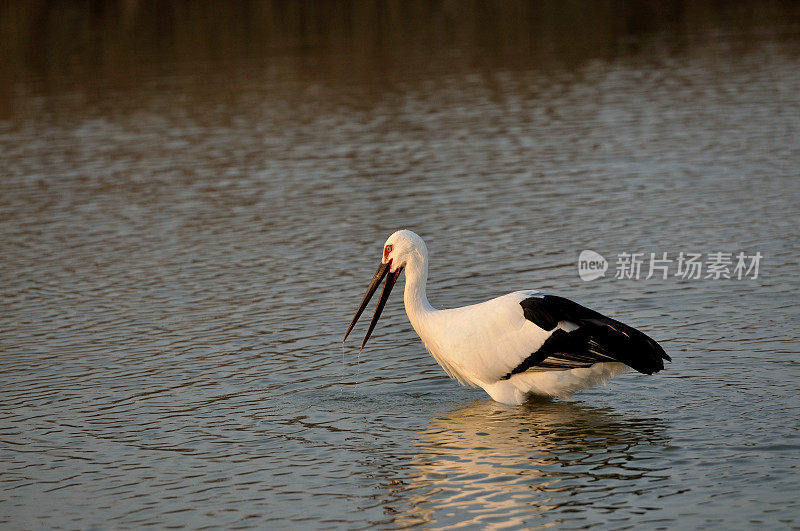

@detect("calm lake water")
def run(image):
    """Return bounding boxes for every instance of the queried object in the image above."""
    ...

[1,1,799,528]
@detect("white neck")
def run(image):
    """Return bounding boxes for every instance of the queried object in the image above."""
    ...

[403,249,435,331]
[400,245,470,386]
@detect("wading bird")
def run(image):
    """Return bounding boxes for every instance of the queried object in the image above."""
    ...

[344,230,670,405]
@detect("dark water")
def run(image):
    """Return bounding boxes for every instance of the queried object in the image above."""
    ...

[2,1,799,528]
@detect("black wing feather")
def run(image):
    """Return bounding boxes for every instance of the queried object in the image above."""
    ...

[502,295,670,379]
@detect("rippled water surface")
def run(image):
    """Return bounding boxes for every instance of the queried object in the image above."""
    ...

[2,2,799,528]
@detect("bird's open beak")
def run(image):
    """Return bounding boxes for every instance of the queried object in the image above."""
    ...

[343,259,403,350]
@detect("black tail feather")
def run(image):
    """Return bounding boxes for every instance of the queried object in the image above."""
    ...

[581,317,670,374]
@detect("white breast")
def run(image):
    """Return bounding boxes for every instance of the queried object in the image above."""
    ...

[411,290,552,387]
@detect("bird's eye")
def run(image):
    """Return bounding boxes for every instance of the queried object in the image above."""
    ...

[384,245,393,259]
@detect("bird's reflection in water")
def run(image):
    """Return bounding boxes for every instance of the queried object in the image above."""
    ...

[390,399,669,528]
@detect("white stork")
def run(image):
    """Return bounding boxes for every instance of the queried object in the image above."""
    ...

[344,230,670,406]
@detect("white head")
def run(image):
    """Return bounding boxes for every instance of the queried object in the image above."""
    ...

[381,229,427,273]
[344,229,427,350]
